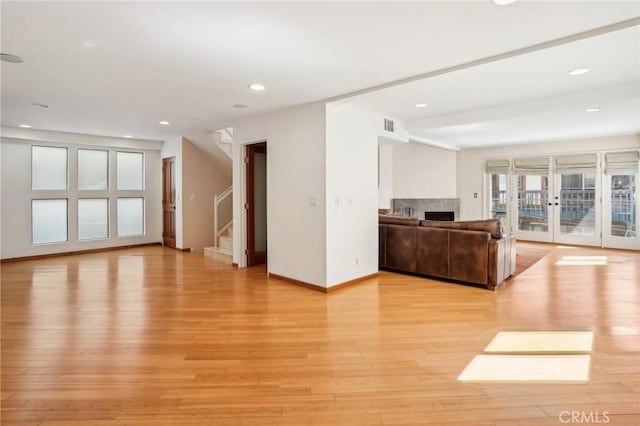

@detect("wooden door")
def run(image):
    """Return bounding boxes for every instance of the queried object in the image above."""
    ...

[162,157,177,248]
[246,142,267,266]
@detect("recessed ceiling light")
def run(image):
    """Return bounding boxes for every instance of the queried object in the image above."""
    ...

[586,108,601,112]
[465,123,479,128]
[123,135,133,138]
[83,40,97,48]
[568,68,589,76]
[0,53,24,63]
[159,120,170,125]
[233,104,248,109]
[32,102,51,109]
[19,124,32,128]
[493,0,516,5]
[248,83,265,91]
[415,103,427,108]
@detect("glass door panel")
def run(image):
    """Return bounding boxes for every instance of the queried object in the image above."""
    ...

[489,173,509,232]
[603,174,639,250]
[553,172,600,246]
[515,174,552,242]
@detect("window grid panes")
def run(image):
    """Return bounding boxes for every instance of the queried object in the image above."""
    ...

[32,146,68,190]
[32,199,68,244]
[78,149,108,190]
[78,198,109,240]
[30,145,149,247]
[117,152,144,190]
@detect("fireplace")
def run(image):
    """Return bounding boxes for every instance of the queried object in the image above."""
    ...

[425,211,455,221]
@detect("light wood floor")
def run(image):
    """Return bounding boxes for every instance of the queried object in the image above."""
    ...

[1,243,638,425]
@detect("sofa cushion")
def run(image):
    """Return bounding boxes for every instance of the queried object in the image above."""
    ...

[420,218,504,239]
[379,215,420,226]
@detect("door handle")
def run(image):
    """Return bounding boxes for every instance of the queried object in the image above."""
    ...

[548,203,552,206]
[554,203,559,206]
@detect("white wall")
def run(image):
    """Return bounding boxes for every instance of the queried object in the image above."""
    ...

[456,134,640,220]
[1,129,162,259]
[325,104,379,287]
[378,144,393,209]
[181,138,231,251]
[392,142,457,199]
[232,102,327,286]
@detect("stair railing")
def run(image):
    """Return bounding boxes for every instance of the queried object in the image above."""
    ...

[214,186,233,247]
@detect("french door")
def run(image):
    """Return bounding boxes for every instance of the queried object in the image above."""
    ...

[509,156,554,242]
[514,173,553,243]
[498,151,638,249]
[553,171,601,246]
[513,169,601,246]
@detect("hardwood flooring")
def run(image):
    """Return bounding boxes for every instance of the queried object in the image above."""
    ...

[1,242,638,425]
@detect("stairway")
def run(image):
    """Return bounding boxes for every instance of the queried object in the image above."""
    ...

[204,226,232,264]
[204,130,233,265]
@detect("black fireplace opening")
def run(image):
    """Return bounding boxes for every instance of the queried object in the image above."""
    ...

[425,211,455,221]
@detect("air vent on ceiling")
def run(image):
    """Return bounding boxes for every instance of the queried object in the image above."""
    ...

[384,118,395,132]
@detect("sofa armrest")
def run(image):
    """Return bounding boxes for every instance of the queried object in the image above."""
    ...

[488,234,517,289]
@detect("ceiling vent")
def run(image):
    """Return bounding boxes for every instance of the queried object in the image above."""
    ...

[384,118,395,132]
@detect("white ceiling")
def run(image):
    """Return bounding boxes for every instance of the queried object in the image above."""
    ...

[2,1,639,168]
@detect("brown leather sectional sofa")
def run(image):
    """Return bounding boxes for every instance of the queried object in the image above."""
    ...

[379,215,516,290]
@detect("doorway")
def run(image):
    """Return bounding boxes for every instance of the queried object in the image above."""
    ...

[162,157,176,248]
[246,142,267,266]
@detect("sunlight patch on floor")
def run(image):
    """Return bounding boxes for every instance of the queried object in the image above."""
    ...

[484,331,593,354]
[457,355,591,383]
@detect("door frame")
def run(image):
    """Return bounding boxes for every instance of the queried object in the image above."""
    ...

[162,156,176,248]
[245,142,267,266]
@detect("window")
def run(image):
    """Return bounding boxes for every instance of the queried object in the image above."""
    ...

[117,198,144,237]
[78,198,109,240]
[117,152,144,190]
[28,144,150,249]
[32,146,67,190]
[32,199,68,244]
[78,149,108,190]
